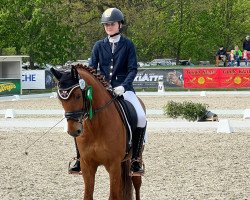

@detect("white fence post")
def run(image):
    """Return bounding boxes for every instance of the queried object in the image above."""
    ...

[5,109,16,118]
[217,119,233,133]
[12,95,20,101]
[200,91,206,96]
[243,109,250,119]
[158,81,164,92]
[50,92,57,98]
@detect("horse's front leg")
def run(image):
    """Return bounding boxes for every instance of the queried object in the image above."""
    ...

[106,161,122,200]
[81,160,98,200]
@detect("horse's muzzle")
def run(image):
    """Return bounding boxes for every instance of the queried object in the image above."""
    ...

[68,129,82,137]
[67,120,83,137]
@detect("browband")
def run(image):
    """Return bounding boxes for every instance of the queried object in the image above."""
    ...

[57,84,80,100]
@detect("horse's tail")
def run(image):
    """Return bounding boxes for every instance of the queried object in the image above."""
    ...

[121,160,133,200]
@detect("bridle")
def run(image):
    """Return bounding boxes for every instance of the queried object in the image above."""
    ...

[58,80,117,123]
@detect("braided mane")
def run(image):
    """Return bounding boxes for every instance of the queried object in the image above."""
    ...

[73,64,109,88]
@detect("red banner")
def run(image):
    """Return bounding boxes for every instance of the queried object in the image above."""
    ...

[184,67,250,88]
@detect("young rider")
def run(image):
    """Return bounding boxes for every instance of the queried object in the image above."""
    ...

[69,8,147,176]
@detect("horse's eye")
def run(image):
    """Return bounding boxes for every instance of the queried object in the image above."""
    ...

[76,94,81,100]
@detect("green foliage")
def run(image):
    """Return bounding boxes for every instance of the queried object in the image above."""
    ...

[0,0,250,64]
[163,100,208,121]
[2,47,16,55]
[163,101,183,119]
[181,101,208,121]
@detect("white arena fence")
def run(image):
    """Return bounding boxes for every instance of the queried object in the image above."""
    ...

[0,91,250,133]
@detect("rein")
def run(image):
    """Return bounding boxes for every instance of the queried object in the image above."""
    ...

[93,93,118,114]
[24,117,65,155]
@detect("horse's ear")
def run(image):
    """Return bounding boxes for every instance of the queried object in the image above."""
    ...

[71,66,79,80]
[50,67,62,80]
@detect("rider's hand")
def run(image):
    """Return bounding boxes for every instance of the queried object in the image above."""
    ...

[114,86,125,96]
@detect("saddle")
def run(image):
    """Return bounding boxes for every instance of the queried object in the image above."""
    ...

[115,96,138,158]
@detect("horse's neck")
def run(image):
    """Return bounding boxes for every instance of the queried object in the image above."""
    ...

[85,88,118,136]
[82,71,116,116]
[82,74,123,139]
[93,89,111,108]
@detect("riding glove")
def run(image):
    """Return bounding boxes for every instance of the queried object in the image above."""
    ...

[114,86,125,96]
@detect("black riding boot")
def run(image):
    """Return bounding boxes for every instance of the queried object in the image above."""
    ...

[68,138,81,174]
[131,126,146,175]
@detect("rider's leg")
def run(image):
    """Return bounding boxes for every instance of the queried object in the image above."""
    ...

[123,91,147,175]
[131,125,146,174]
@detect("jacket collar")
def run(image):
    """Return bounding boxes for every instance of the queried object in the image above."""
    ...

[103,35,125,55]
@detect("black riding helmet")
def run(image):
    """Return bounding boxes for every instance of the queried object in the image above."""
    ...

[101,8,124,24]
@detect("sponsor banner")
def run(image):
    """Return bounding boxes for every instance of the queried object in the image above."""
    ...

[0,79,21,95]
[220,68,250,88]
[134,69,184,89]
[184,67,250,88]
[22,70,45,89]
[184,68,220,88]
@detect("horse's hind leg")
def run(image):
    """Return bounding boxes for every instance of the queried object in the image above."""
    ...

[132,176,142,200]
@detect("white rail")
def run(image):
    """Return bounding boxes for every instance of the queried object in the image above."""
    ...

[0,109,246,117]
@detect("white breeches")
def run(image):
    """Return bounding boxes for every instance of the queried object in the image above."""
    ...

[123,91,148,143]
[123,91,147,127]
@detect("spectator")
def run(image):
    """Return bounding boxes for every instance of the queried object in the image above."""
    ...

[242,49,249,66]
[234,45,242,67]
[243,35,250,65]
[228,50,235,67]
[243,35,250,51]
[215,45,227,67]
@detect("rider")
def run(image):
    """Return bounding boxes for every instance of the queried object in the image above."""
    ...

[69,7,147,176]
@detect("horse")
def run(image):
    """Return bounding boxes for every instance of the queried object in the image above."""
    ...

[50,64,144,200]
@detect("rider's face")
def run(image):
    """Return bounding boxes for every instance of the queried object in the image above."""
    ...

[104,22,120,36]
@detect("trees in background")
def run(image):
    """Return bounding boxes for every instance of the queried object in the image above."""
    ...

[0,0,249,67]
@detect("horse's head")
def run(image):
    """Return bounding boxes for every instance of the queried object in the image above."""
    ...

[50,66,92,137]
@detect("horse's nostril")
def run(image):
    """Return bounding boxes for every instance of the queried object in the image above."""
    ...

[68,131,80,137]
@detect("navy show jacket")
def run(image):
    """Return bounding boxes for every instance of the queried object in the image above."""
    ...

[89,35,138,92]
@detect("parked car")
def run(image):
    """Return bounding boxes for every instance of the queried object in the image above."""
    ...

[137,62,145,67]
[22,62,41,70]
[74,59,90,66]
[150,58,176,66]
[22,62,54,70]
[64,59,90,68]
[178,59,195,66]
[179,60,190,66]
